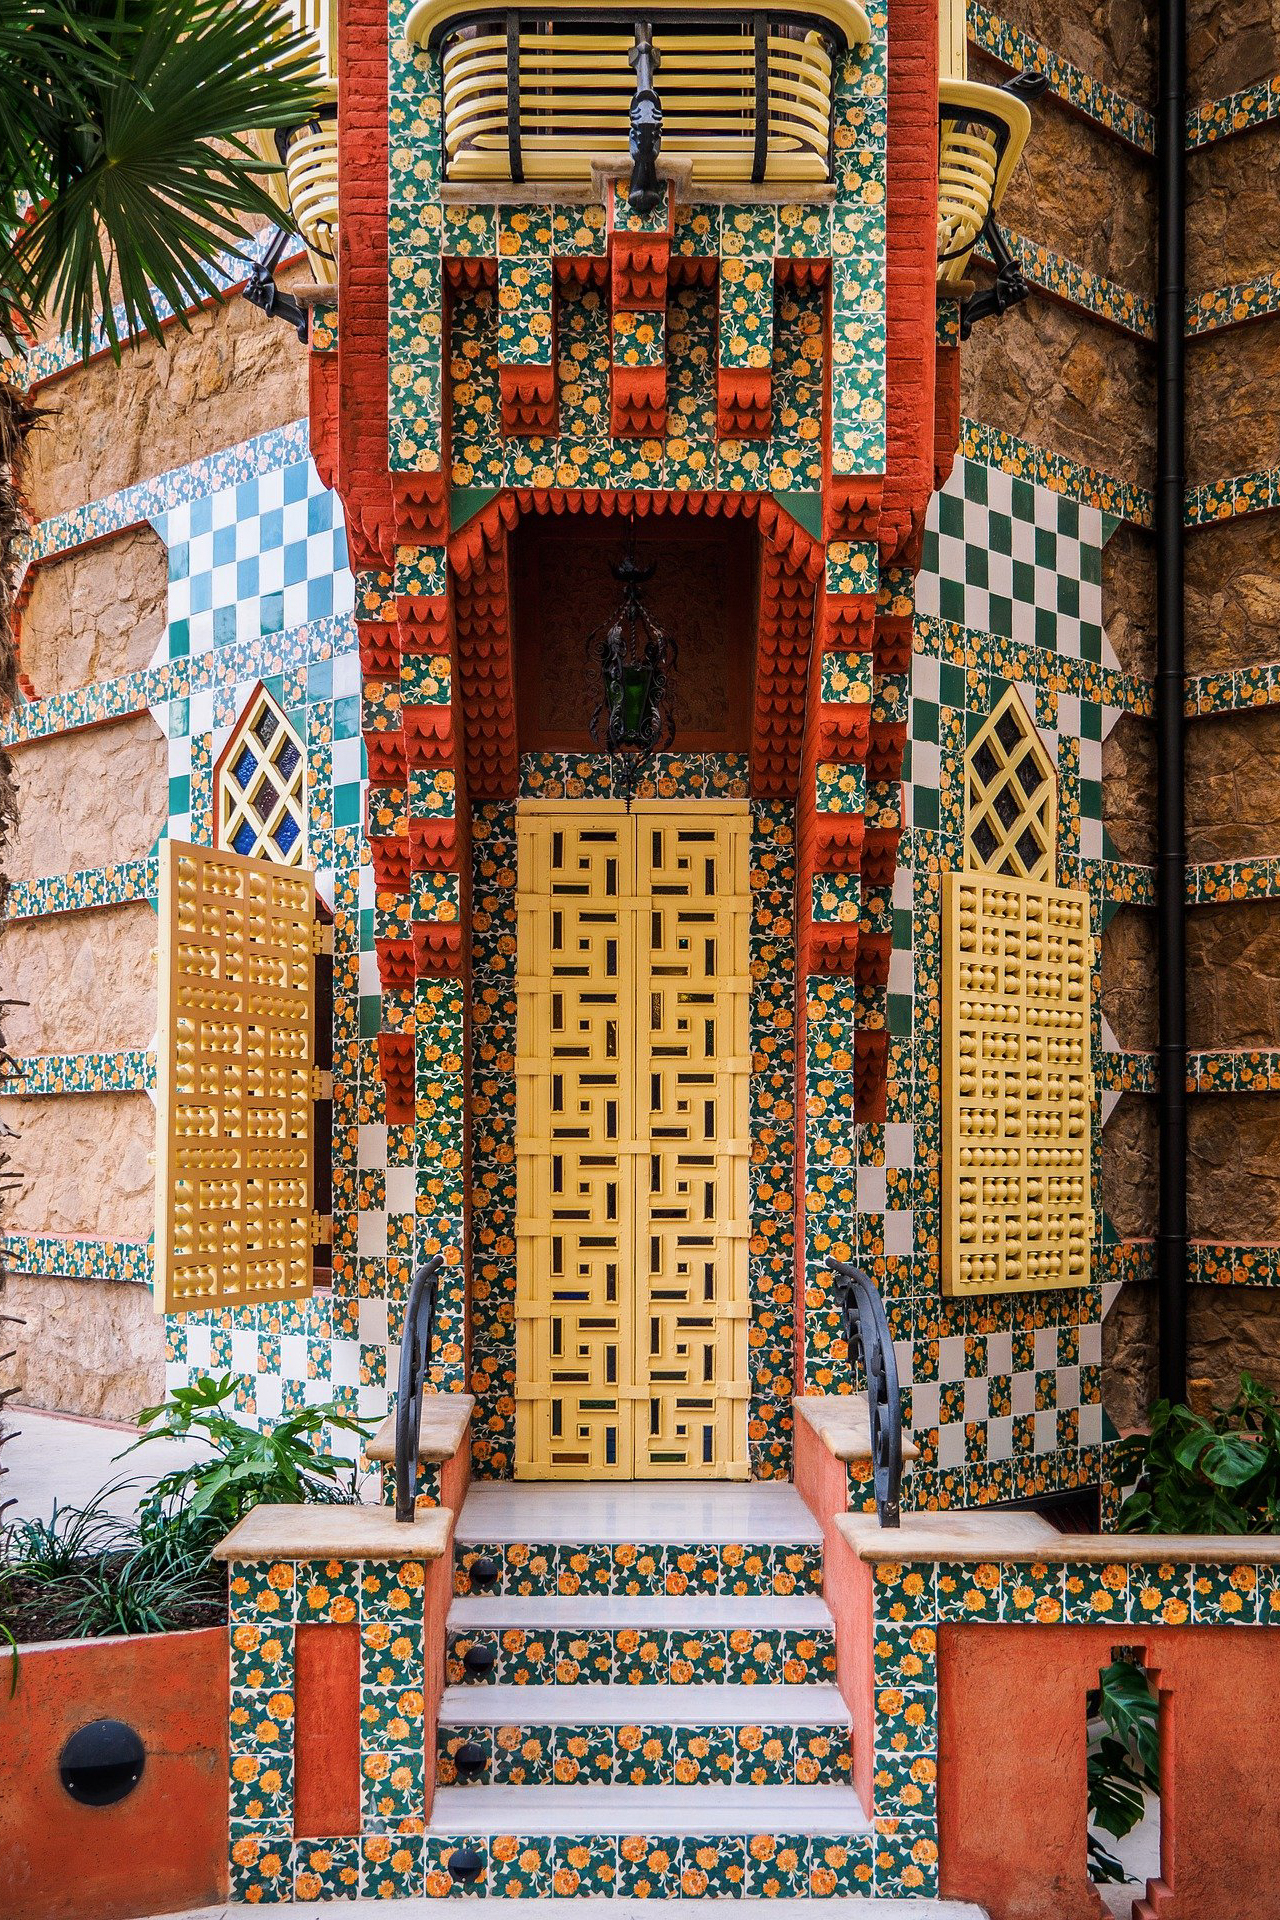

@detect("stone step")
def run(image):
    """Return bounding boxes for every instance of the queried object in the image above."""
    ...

[437,1684,851,1789]
[149,1898,988,1916]
[446,1598,836,1687]
[456,1480,824,1548]
[429,1781,869,1836]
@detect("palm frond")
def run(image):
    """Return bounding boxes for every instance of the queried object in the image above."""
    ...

[2,0,328,360]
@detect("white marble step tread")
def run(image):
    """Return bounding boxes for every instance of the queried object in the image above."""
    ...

[430,1782,869,1835]
[456,1480,823,1546]
[440,1682,849,1727]
[449,1593,834,1630]
[145,1901,988,1918]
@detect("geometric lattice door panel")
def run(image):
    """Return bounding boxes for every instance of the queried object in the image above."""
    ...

[942,871,1093,1295]
[154,839,316,1314]
[636,809,750,1475]
[515,802,750,1478]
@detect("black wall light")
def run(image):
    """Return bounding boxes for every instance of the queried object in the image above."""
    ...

[588,545,678,803]
[59,1719,146,1806]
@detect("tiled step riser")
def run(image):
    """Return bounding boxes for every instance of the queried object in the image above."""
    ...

[259,1833,926,1901]
[439,1725,853,1789]
[447,1627,837,1688]
[456,1544,824,1600]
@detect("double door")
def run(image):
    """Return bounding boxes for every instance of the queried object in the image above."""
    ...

[514,801,751,1478]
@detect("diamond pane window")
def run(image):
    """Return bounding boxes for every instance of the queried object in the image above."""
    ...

[964,685,1056,882]
[218,686,306,868]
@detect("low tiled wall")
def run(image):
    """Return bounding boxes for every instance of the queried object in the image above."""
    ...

[831,1512,1280,1920]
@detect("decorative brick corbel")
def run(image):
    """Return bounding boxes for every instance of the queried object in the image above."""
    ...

[391,471,448,545]
[358,622,400,677]
[717,366,771,439]
[500,365,558,437]
[409,815,458,873]
[374,936,415,992]
[402,704,454,769]
[370,836,411,893]
[378,1030,416,1127]
[412,922,464,977]
[364,728,408,785]
[853,1029,888,1123]
[866,718,907,785]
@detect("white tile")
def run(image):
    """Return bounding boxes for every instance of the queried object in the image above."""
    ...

[987,1330,1013,1374]
[385,1166,416,1213]
[358,1209,388,1258]
[986,1415,1013,1462]
[1011,1371,1035,1417]
[359,1297,389,1348]
[455,1478,822,1546]
[937,1421,965,1471]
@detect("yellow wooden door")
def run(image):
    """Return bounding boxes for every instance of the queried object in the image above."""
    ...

[515,801,751,1478]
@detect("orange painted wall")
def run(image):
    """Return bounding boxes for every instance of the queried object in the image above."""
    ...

[938,1619,1280,1920]
[0,1626,228,1920]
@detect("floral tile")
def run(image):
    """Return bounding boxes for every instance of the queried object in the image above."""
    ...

[361,1746,426,1830]
[487,1834,552,1898]
[228,1750,294,1825]
[552,1630,613,1685]
[671,1723,736,1787]
[675,1835,746,1898]
[422,1837,489,1898]
[362,1619,425,1688]
[492,1723,554,1786]
[551,1724,615,1787]
[808,1832,876,1897]
[1191,1561,1261,1623]
[616,1628,674,1685]
[733,1722,795,1786]
[550,1835,619,1897]
[294,1836,362,1900]
[230,1620,293,1690]
[229,1830,294,1903]
[616,1834,681,1898]
[616,1722,675,1786]
[361,1833,425,1899]
[745,1832,809,1898]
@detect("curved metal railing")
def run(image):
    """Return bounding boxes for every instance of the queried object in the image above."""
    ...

[394,1256,443,1522]
[826,1255,903,1527]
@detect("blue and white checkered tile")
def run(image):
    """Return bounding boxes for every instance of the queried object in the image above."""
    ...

[149,454,353,661]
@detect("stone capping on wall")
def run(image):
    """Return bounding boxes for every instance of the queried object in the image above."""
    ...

[793,1393,921,1464]
[212,1501,452,1561]
[365,1390,474,1464]
[835,1507,1280,1564]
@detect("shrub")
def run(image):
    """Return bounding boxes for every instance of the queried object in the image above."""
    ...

[1117,1372,1280,1535]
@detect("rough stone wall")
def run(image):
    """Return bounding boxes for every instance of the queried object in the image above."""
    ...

[3,1271,164,1421]
[3,907,156,1056]
[18,260,310,522]
[17,528,168,696]
[6,279,307,1421]
[7,717,167,882]
[8,1093,153,1242]
[1181,0,1280,1409]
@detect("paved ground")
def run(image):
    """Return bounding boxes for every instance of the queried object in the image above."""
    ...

[1,1405,212,1527]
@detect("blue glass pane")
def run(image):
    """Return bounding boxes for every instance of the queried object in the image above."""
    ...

[232,820,257,855]
[274,738,300,780]
[272,815,300,856]
[231,746,257,789]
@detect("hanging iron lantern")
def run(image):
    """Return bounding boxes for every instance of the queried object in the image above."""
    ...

[589,547,678,801]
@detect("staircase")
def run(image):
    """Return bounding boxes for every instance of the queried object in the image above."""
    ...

[425,1480,982,1910]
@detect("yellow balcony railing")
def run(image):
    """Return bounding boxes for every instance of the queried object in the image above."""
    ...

[252,0,339,284]
[406,2,871,189]
[936,79,1031,290]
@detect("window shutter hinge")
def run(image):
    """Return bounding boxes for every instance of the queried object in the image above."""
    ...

[313,921,334,956]
[310,1068,334,1100]
[311,1211,332,1246]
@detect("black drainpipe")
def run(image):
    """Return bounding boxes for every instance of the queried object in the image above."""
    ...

[1156,0,1187,1405]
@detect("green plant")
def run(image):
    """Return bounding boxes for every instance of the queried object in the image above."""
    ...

[130,1373,370,1546]
[1,0,325,359]
[1118,1372,1280,1535]
[1086,1656,1160,1884]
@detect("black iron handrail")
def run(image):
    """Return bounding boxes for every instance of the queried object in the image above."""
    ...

[394,1256,443,1522]
[826,1256,903,1527]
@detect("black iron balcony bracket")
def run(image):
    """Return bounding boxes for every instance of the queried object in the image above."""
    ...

[959,216,1030,338]
[826,1255,904,1527]
[242,224,309,342]
[394,1255,443,1522]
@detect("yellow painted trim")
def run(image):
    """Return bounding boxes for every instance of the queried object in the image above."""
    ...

[937,78,1032,290]
[406,0,870,50]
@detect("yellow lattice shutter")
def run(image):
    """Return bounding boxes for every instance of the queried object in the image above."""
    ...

[942,871,1093,1295]
[155,839,317,1314]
